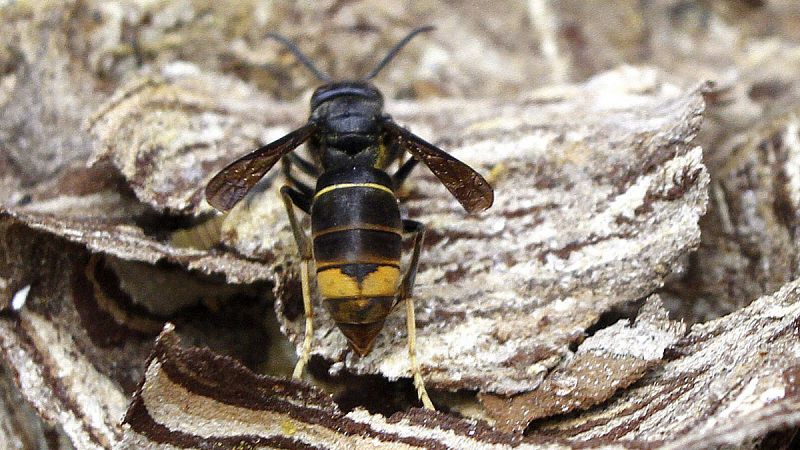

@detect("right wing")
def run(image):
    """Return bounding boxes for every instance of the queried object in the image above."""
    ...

[383,120,493,213]
[205,122,317,211]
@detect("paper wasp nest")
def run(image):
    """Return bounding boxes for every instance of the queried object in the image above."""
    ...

[3,1,800,449]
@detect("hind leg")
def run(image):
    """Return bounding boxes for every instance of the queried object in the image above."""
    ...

[398,219,434,410]
[280,185,314,380]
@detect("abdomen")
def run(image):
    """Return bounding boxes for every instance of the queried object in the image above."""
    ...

[310,166,402,355]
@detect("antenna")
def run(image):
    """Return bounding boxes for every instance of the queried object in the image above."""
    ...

[363,25,435,80]
[266,33,332,83]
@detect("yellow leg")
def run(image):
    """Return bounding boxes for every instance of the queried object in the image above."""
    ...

[485,162,506,186]
[280,185,315,380]
[406,295,434,410]
[292,260,313,379]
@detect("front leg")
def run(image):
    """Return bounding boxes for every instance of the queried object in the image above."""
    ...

[280,186,314,380]
[281,158,315,201]
[398,219,434,410]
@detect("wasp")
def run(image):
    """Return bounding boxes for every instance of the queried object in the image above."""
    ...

[205,26,493,409]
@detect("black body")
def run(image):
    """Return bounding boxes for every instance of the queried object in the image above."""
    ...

[205,37,494,356]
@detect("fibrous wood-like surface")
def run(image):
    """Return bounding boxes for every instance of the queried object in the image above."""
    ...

[83,63,710,398]
[118,282,800,448]
[0,63,720,448]
[275,69,708,396]
[4,1,800,449]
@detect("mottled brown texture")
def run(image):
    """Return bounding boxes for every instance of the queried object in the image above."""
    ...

[0,363,62,450]
[1,208,272,285]
[666,111,800,323]
[274,69,709,395]
[87,73,300,216]
[0,2,109,195]
[119,281,800,449]
[0,209,275,448]
[539,0,800,327]
[82,57,711,396]
[482,296,686,433]
[122,327,538,450]
[533,280,800,448]
[5,1,800,449]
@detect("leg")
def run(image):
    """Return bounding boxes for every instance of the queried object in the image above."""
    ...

[398,220,425,300]
[485,162,507,186]
[282,183,312,214]
[293,257,313,379]
[281,158,315,200]
[286,152,320,177]
[280,186,314,379]
[392,157,419,190]
[398,219,434,410]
